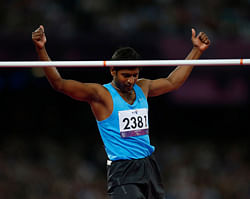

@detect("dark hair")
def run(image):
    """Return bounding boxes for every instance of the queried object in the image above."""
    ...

[111,47,142,71]
[111,47,141,60]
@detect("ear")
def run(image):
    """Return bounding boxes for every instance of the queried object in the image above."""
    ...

[110,67,116,76]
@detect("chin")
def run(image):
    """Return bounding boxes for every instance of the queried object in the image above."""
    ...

[126,86,133,91]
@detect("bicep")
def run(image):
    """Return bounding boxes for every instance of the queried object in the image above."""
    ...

[59,79,102,102]
[148,78,175,97]
[137,78,174,98]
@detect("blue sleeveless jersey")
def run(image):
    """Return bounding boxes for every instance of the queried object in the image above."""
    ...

[96,83,155,161]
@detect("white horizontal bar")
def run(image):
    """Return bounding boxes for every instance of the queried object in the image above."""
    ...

[0,59,249,67]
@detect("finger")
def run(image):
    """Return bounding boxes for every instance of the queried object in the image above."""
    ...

[32,32,42,39]
[199,33,210,44]
[32,35,42,41]
[198,32,206,40]
[34,28,40,33]
[204,38,210,45]
[191,28,196,38]
[32,31,42,36]
[33,25,44,35]
[40,25,45,33]
[32,31,44,38]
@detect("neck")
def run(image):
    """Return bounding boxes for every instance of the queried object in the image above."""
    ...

[111,81,121,91]
[111,81,134,95]
[111,81,136,104]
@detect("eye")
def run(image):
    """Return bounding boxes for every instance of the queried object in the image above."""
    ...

[123,74,131,78]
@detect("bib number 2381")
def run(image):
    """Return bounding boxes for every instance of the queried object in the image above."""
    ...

[118,108,149,138]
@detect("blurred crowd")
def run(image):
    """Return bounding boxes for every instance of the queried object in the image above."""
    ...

[1,0,250,40]
[0,136,249,199]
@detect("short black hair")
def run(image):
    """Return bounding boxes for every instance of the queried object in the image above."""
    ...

[111,47,142,71]
[111,46,141,60]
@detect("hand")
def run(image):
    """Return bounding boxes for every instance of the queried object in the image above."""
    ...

[191,28,210,52]
[32,25,46,49]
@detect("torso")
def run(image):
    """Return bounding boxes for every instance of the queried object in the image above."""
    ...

[96,82,154,161]
[90,79,150,121]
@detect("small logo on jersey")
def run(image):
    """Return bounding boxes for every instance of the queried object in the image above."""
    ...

[132,110,138,114]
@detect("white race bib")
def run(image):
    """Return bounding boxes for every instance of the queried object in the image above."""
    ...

[118,108,149,138]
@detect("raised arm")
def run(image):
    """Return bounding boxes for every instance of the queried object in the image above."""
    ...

[32,25,105,102]
[32,25,113,121]
[142,28,210,97]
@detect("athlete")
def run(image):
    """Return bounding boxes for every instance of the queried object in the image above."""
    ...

[32,25,210,199]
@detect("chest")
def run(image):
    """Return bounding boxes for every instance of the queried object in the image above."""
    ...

[119,92,136,105]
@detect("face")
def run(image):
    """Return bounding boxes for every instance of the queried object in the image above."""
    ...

[111,68,140,92]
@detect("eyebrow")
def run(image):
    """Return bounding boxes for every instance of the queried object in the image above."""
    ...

[121,72,138,76]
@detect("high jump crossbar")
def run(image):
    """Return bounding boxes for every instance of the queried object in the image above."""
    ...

[0,59,249,67]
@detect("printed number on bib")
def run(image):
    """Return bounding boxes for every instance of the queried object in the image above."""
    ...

[118,108,149,138]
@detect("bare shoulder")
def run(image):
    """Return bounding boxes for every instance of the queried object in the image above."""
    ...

[136,78,151,87]
[136,78,152,98]
[89,83,113,121]
[89,83,111,101]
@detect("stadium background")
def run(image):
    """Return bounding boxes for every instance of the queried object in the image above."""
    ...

[0,0,249,198]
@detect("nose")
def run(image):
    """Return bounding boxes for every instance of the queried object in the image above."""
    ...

[128,77,135,84]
